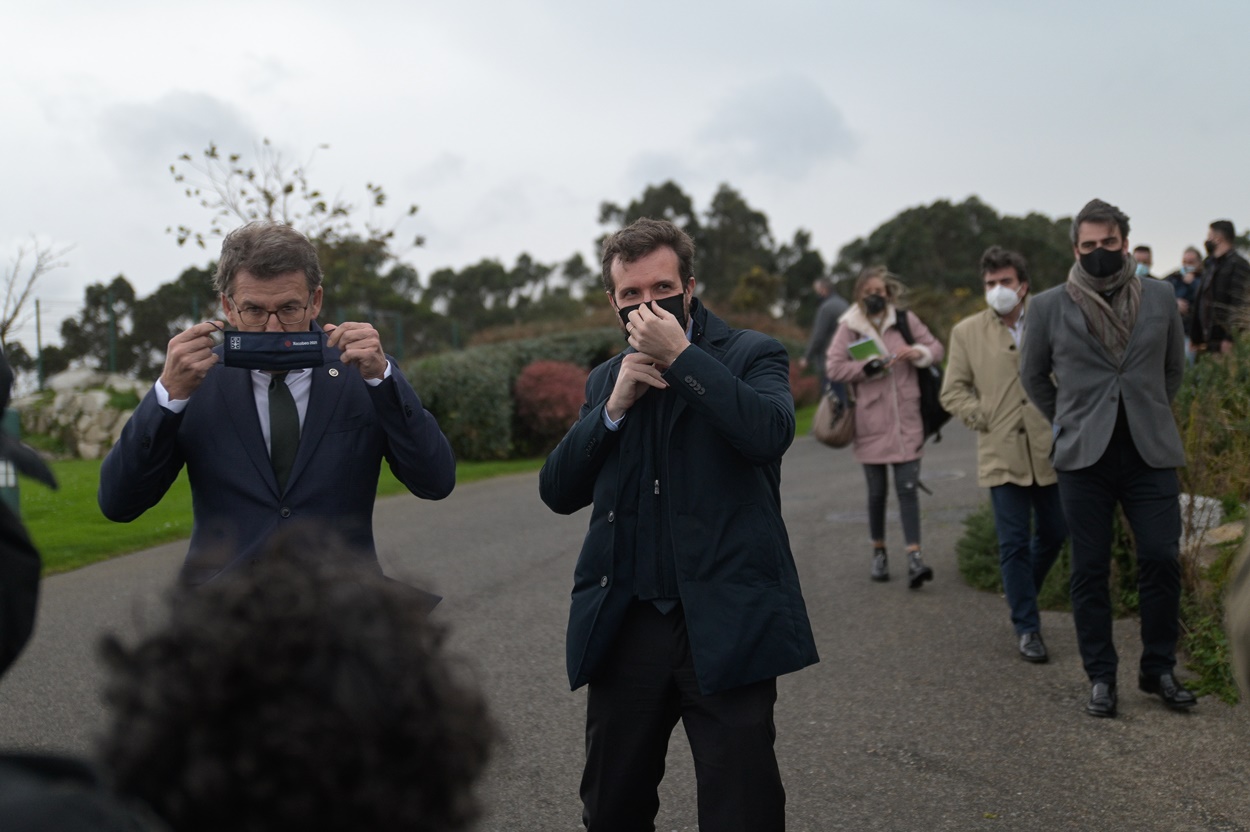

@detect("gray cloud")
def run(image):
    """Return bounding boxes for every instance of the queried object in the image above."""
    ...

[97,91,255,182]
[404,152,468,192]
[624,151,698,192]
[698,76,856,180]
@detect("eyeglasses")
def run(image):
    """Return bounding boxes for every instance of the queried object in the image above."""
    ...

[229,294,313,327]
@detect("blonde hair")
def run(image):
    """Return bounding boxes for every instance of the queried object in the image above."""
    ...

[853,266,907,307]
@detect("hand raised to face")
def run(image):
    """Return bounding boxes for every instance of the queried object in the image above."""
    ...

[160,321,225,400]
[623,299,690,367]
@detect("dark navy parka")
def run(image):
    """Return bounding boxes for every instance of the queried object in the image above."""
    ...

[539,299,819,695]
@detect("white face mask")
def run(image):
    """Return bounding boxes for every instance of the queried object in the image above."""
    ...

[985,284,1021,315]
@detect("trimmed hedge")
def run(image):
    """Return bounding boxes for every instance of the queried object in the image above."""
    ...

[409,349,516,461]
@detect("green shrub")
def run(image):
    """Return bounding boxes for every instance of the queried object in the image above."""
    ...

[955,504,1003,593]
[955,503,1073,611]
[410,350,515,461]
[1175,347,1250,505]
[1171,343,1250,703]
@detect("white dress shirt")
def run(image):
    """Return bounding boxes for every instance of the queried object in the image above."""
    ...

[156,361,391,454]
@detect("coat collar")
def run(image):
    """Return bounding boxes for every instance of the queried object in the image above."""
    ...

[839,302,897,356]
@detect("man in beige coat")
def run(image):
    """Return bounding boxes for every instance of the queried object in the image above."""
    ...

[941,246,1067,662]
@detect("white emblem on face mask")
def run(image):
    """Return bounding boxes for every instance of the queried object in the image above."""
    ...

[985,285,1020,315]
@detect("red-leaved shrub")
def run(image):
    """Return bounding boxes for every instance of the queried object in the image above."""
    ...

[789,361,820,408]
[513,360,589,455]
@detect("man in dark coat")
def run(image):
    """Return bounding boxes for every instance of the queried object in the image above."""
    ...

[0,344,54,677]
[799,276,849,396]
[0,351,161,831]
[539,218,818,832]
[1191,219,1250,355]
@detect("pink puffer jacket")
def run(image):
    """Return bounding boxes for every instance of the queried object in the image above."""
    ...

[825,304,944,464]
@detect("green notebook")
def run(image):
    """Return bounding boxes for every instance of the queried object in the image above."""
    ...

[848,337,883,361]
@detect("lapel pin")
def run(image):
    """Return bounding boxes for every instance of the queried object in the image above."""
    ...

[328,368,340,378]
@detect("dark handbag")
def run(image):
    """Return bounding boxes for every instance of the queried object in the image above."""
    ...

[812,386,856,448]
[893,310,951,442]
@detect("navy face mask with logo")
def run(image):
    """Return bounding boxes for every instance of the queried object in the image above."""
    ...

[223,331,326,371]
[616,292,689,337]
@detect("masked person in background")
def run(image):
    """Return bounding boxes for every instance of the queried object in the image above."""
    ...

[1164,247,1203,353]
[1021,198,1193,719]
[1132,246,1155,280]
[826,267,943,588]
[1191,219,1250,356]
[941,246,1067,663]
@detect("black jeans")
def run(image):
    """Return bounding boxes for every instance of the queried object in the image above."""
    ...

[863,460,922,546]
[1056,425,1181,683]
[581,602,784,832]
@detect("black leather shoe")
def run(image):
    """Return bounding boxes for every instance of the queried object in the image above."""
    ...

[1086,681,1117,718]
[1018,632,1048,663]
[871,548,889,582]
[1138,672,1197,710]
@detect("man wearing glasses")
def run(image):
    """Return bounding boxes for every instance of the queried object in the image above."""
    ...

[99,221,455,585]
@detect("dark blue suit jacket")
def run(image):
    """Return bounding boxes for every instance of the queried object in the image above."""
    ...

[98,325,455,585]
[539,300,819,695]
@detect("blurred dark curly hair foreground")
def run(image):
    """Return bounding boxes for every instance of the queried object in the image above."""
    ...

[97,528,494,832]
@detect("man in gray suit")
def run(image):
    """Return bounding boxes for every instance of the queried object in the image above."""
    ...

[1021,198,1195,718]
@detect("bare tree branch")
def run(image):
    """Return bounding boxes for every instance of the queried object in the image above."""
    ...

[1,238,73,347]
[165,138,421,256]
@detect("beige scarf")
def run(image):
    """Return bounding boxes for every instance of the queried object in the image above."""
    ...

[1065,254,1141,363]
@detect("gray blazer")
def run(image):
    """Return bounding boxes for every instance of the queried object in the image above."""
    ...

[1020,277,1186,472]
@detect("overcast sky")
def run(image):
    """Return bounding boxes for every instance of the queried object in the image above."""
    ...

[3,0,1246,347]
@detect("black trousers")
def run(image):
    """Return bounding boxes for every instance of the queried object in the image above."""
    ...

[581,602,784,832]
[1056,423,1182,684]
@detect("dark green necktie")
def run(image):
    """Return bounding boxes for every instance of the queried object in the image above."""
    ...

[268,371,300,493]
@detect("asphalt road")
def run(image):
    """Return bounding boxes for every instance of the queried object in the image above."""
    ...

[1,423,1247,831]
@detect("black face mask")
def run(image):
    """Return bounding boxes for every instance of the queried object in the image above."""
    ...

[862,294,887,315]
[1205,240,1218,256]
[1079,247,1126,279]
[617,292,689,333]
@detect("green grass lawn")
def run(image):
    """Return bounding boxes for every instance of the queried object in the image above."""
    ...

[21,403,815,576]
[22,456,545,576]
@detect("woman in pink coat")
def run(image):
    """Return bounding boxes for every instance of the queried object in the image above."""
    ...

[826,268,944,588]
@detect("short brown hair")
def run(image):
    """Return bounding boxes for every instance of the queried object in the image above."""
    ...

[980,246,1029,285]
[1071,199,1131,246]
[600,218,695,293]
[214,222,323,294]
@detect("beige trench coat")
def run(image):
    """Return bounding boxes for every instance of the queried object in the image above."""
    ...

[939,302,1056,488]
